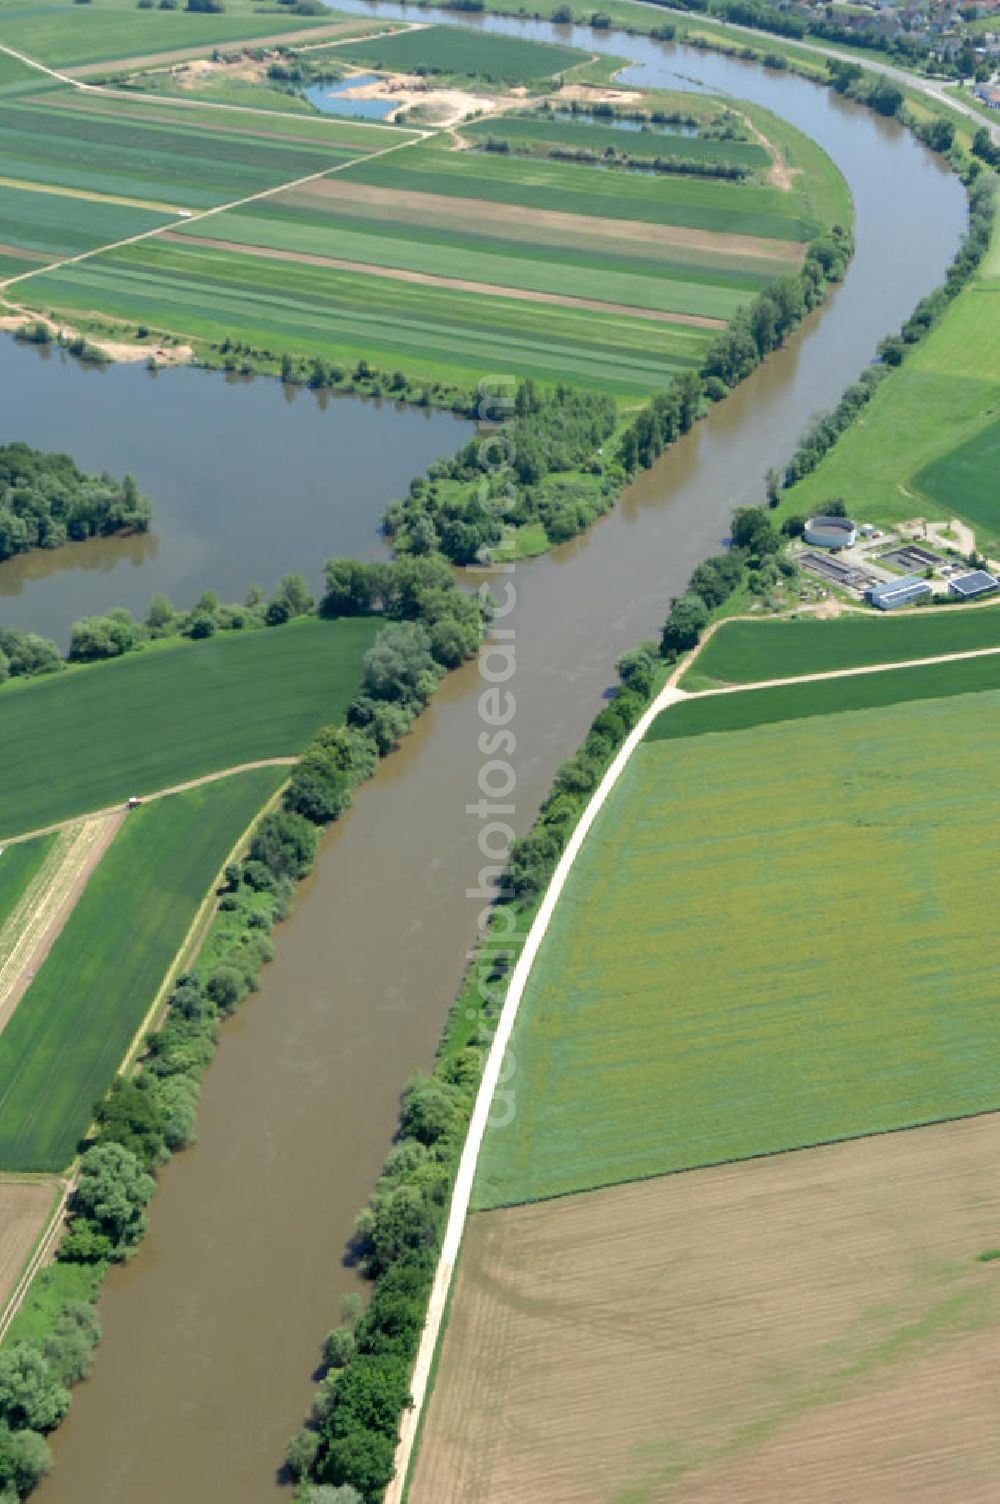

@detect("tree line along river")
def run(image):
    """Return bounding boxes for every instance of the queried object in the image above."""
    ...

[8,14,965,1502]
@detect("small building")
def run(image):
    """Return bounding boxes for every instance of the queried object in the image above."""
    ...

[867,575,934,610]
[803,515,859,550]
[949,569,999,599]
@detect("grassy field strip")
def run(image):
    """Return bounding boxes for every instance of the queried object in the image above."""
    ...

[165,232,728,328]
[383,677,688,1504]
[0,756,297,848]
[0,40,79,90]
[0,170,184,214]
[695,641,1000,698]
[0,1178,64,1344]
[71,79,416,134]
[0,768,286,1171]
[683,606,1000,689]
[0,813,125,1037]
[1,96,430,292]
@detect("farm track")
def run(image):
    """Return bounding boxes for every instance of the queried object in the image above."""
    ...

[162,232,730,327]
[0,814,125,1037]
[0,756,297,849]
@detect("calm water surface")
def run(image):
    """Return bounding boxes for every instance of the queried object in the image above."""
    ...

[0,349,465,645]
[31,17,966,1504]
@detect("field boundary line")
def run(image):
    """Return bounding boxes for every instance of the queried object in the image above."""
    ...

[69,78,424,133]
[384,677,687,1504]
[0,42,88,90]
[0,756,298,848]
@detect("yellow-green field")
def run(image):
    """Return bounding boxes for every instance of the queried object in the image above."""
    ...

[473,684,1000,1209]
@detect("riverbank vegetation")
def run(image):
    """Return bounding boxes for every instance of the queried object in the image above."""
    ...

[0,443,150,563]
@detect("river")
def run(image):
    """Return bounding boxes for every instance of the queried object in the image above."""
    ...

[29,15,965,1503]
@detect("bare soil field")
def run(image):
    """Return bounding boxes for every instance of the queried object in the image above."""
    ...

[410,1116,1000,1504]
[0,1179,58,1321]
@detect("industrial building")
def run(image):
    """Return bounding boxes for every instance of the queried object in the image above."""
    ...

[867,575,934,611]
[803,516,858,550]
[949,570,999,600]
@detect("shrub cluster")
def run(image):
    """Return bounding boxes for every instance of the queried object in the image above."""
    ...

[382,380,619,563]
[659,506,784,658]
[290,652,658,1504]
[478,136,751,180]
[0,1306,101,1500]
[0,443,150,563]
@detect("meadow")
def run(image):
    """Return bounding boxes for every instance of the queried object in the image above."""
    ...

[333,24,584,83]
[420,1118,1000,1504]
[0,769,286,1172]
[683,607,1000,688]
[913,415,1000,541]
[0,617,378,838]
[0,835,56,933]
[650,653,1000,739]
[777,210,1000,550]
[0,181,172,264]
[460,112,771,170]
[473,685,1000,1208]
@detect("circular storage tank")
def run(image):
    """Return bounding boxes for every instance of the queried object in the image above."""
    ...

[803,515,858,550]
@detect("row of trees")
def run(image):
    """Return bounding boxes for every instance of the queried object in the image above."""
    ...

[290,650,659,1503]
[0,443,150,563]
[660,505,790,657]
[479,136,752,180]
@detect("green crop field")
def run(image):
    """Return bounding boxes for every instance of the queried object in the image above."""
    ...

[473,685,1000,1209]
[183,198,758,321]
[0,181,172,264]
[0,90,391,213]
[0,0,337,69]
[683,607,1000,688]
[459,113,771,169]
[650,651,1000,740]
[0,834,56,931]
[0,769,285,1172]
[334,25,584,83]
[0,617,378,838]
[24,238,714,396]
[913,416,1000,540]
[339,137,818,241]
[777,207,1000,551]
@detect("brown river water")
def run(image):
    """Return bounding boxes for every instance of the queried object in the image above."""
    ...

[14,16,965,1501]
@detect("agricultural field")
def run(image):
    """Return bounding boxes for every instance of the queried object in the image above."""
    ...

[0,834,57,934]
[0,86,407,228]
[652,651,1000,739]
[0,0,341,70]
[0,768,285,1173]
[0,616,378,838]
[473,681,1000,1208]
[332,24,585,84]
[0,1179,59,1322]
[777,206,1000,550]
[682,606,1000,689]
[416,1117,1000,1504]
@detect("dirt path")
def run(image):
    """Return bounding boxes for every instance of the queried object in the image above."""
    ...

[0,756,298,849]
[696,640,1000,700]
[742,111,798,192]
[163,232,729,328]
[0,813,125,1037]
